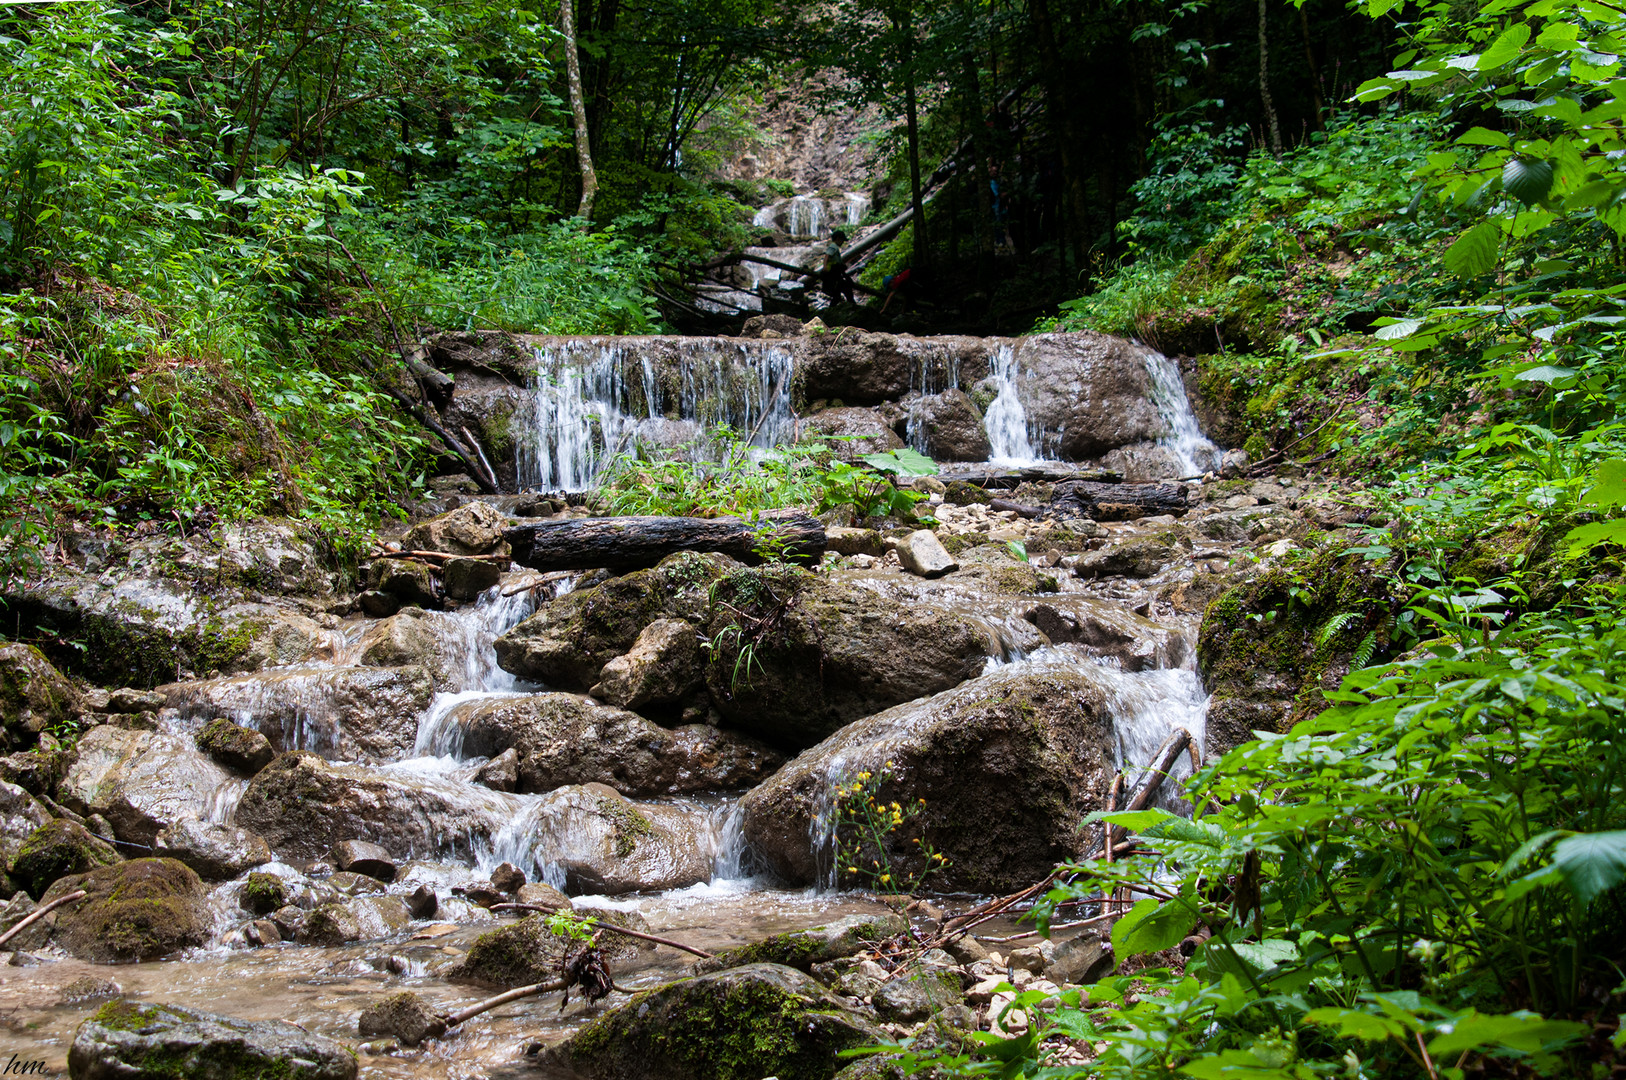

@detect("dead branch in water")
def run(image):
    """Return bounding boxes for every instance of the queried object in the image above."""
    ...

[0,889,85,947]
[490,903,714,959]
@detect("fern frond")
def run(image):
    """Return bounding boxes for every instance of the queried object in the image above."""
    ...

[1317,610,1360,646]
[1351,630,1378,669]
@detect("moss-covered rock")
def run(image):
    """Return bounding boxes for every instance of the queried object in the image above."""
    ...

[494,552,737,689]
[695,913,908,974]
[238,871,287,915]
[402,501,508,556]
[448,909,649,986]
[1197,542,1396,757]
[700,564,996,750]
[69,998,358,1079]
[0,643,78,751]
[193,718,275,775]
[296,895,412,945]
[541,963,885,1080]
[44,857,210,962]
[740,665,1115,891]
[10,819,122,899]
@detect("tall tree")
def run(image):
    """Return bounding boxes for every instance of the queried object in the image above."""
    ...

[560,0,599,220]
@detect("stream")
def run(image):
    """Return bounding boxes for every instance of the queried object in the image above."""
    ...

[2,330,1219,1077]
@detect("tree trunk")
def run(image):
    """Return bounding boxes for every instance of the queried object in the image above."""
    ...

[900,4,928,269]
[1050,480,1190,521]
[1258,0,1282,157]
[504,510,827,571]
[561,0,599,221]
[1028,0,1089,266]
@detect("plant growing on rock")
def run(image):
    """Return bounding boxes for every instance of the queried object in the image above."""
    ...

[833,763,947,898]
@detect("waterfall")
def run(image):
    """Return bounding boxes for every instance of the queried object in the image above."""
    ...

[902,342,964,454]
[1144,349,1222,477]
[786,196,826,239]
[516,339,798,491]
[983,343,1040,464]
[843,193,870,225]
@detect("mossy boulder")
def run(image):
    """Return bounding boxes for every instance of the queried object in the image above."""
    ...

[69,998,357,1079]
[494,552,736,689]
[872,967,964,1022]
[695,913,908,974]
[238,871,288,915]
[739,665,1115,891]
[517,783,712,895]
[541,963,885,1080]
[1072,528,1192,579]
[12,819,123,898]
[699,565,997,750]
[0,643,78,751]
[44,857,210,962]
[1197,542,1397,757]
[193,718,275,775]
[296,895,412,945]
[0,778,52,875]
[448,909,650,987]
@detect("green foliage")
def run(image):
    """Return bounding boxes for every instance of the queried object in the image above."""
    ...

[598,426,827,518]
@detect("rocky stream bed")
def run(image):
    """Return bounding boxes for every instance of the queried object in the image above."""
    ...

[0,327,1374,1079]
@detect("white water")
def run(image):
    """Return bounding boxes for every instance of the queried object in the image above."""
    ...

[1144,349,1222,476]
[982,342,1040,464]
[516,339,797,491]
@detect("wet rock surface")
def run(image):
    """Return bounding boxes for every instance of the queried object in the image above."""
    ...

[44,858,211,962]
[70,999,358,1079]
[58,727,235,846]
[456,693,782,796]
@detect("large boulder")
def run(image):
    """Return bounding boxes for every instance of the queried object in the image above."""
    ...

[153,820,272,880]
[402,501,509,556]
[235,752,524,862]
[167,664,434,762]
[797,407,904,459]
[912,389,992,462]
[794,333,990,408]
[739,665,1116,891]
[699,566,996,749]
[541,963,884,1080]
[494,552,736,689]
[4,521,339,687]
[58,727,235,846]
[69,999,357,1080]
[1011,333,1170,460]
[509,783,713,895]
[589,619,705,710]
[44,858,211,962]
[0,643,78,750]
[454,693,782,796]
[448,909,650,986]
[10,819,122,898]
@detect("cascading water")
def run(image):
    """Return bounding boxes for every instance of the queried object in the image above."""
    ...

[516,339,797,491]
[1144,348,1222,476]
[786,196,827,239]
[983,343,1040,464]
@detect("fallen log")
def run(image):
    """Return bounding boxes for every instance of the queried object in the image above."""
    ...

[505,509,826,571]
[1051,480,1188,521]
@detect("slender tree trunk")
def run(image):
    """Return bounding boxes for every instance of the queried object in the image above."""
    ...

[1258,0,1282,157]
[1297,6,1326,129]
[1029,0,1089,267]
[898,2,927,269]
[560,0,598,221]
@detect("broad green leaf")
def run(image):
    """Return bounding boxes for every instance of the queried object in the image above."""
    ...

[1374,318,1425,340]
[1456,127,1510,147]
[1179,1050,1304,1079]
[1479,23,1532,69]
[1513,364,1576,384]
[1111,897,1197,958]
[1566,519,1626,554]
[1581,459,1626,509]
[1443,221,1501,278]
[1429,1011,1586,1057]
[1550,830,1626,905]
[1090,808,1181,832]
[1504,158,1555,205]
[1304,1006,1406,1042]
[860,447,938,476]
